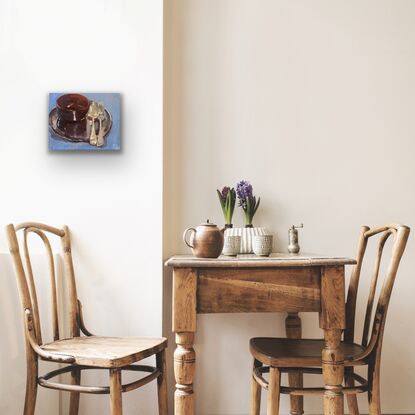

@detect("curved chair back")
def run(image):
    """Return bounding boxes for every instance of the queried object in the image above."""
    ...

[344,224,410,359]
[5,223,80,348]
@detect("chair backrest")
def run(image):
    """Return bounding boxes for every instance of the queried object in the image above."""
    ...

[344,224,410,358]
[5,222,80,346]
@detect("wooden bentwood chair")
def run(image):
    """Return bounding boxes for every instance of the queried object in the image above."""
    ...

[6,223,168,415]
[250,224,410,415]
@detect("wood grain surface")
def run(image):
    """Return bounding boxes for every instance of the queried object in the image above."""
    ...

[197,267,320,313]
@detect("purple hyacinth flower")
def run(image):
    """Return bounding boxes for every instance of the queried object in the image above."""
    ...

[236,180,253,209]
[221,186,230,201]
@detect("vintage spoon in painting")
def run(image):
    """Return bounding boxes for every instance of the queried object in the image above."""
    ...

[96,102,106,147]
[87,102,100,146]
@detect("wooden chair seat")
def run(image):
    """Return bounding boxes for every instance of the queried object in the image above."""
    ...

[250,337,366,367]
[42,336,167,368]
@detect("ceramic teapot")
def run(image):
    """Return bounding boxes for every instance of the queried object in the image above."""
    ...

[183,220,224,258]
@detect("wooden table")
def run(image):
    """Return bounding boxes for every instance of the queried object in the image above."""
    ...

[166,253,356,415]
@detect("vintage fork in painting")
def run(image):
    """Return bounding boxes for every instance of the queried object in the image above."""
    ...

[96,102,106,147]
[87,101,99,146]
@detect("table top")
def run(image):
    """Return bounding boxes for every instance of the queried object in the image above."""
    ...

[165,253,356,268]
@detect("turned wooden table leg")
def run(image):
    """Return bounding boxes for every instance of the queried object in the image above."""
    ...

[285,312,304,415]
[322,329,344,415]
[174,332,196,415]
[320,266,346,415]
[172,268,197,415]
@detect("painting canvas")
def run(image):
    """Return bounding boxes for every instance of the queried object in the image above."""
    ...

[48,93,121,151]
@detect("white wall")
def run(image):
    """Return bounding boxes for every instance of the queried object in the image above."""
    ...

[0,0,163,414]
[164,1,415,414]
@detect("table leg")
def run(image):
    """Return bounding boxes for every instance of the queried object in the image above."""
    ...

[320,266,346,415]
[285,312,304,415]
[172,268,197,415]
[322,329,344,415]
[174,332,195,415]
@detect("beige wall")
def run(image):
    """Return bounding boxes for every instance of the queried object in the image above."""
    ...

[164,1,415,414]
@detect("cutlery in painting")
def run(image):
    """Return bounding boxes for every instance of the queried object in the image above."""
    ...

[96,102,106,147]
[87,101,99,146]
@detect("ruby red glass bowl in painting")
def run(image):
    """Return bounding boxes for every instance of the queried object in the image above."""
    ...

[56,94,90,122]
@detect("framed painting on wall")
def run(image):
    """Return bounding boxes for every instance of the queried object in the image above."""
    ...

[48,92,121,151]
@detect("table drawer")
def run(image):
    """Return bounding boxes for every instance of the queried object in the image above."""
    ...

[197,267,321,313]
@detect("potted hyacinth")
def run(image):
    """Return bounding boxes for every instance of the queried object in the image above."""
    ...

[217,186,236,228]
[231,180,265,253]
[236,180,261,228]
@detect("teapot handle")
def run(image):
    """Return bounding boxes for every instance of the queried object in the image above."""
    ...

[183,227,196,249]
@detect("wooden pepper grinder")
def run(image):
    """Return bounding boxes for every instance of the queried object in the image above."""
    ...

[288,224,303,254]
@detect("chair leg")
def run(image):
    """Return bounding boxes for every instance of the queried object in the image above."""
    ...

[368,361,381,415]
[251,359,262,415]
[23,356,38,415]
[109,369,123,415]
[345,368,359,415]
[267,367,281,415]
[285,313,304,415]
[287,371,304,415]
[69,367,81,415]
[156,350,168,415]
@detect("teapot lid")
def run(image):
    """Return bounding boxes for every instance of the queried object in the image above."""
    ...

[201,219,217,227]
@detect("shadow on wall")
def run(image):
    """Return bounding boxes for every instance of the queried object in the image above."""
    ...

[0,253,60,415]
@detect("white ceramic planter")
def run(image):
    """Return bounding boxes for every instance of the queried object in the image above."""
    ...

[224,227,267,254]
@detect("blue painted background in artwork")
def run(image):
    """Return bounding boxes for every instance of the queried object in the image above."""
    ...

[48,93,121,151]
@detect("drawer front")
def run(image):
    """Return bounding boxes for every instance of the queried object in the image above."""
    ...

[197,267,321,314]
